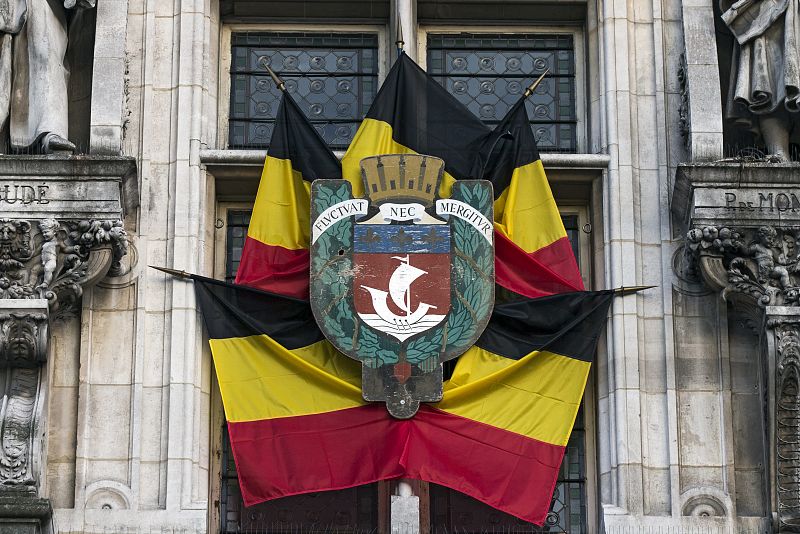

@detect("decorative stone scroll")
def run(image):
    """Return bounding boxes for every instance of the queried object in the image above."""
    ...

[0,300,48,494]
[0,215,128,495]
[774,319,800,531]
[684,225,800,308]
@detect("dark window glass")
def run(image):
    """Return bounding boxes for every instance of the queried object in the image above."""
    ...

[427,33,578,153]
[225,210,251,283]
[222,210,587,532]
[229,32,379,150]
[562,214,581,266]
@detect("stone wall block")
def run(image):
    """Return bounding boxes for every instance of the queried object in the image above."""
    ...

[90,0,130,155]
[678,391,724,466]
[86,310,135,385]
[681,7,719,65]
[84,385,132,462]
[689,132,724,161]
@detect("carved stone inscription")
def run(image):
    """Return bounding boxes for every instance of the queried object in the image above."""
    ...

[0,178,122,220]
[0,185,49,205]
[693,189,800,220]
[722,191,800,213]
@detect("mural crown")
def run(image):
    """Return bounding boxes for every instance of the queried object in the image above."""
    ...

[360,154,444,207]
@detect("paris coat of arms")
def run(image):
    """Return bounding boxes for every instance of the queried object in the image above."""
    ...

[310,154,494,418]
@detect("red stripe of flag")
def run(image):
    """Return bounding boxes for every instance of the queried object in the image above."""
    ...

[228,404,564,525]
[234,237,311,299]
[494,231,584,298]
[236,231,582,301]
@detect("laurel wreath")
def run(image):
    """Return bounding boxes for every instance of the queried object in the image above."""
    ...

[312,184,357,352]
[310,181,493,369]
[406,183,493,365]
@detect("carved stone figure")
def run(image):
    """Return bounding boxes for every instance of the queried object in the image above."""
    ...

[721,0,800,160]
[0,217,127,317]
[750,225,795,287]
[0,0,97,153]
[685,224,800,305]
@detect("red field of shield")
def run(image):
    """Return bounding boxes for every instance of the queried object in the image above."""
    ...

[353,253,451,341]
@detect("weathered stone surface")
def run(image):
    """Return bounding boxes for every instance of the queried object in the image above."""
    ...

[673,162,800,228]
[674,163,800,532]
[0,156,137,220]
[0,495,52,534]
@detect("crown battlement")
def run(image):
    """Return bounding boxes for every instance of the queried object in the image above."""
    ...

[360,154,444,207]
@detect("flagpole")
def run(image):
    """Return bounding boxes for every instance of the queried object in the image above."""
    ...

[149,265,193,279]
[523,69,550,99]
[264,65,287,92]
[395,7,405,57]
[613,285,656,295]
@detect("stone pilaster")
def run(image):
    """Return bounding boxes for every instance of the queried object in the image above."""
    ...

[674,162,800,532]
[0,155,136,532]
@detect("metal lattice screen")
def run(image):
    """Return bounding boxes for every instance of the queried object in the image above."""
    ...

[229,32,379,150]
[220,210,589,533]
[426,33,578,153]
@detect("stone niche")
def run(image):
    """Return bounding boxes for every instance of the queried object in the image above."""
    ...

[0,155,137,534]
[674,162,800,533]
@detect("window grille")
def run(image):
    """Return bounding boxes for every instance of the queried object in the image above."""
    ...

[229,32,379,150]
[427,33,578,153]
[221,210,588,532]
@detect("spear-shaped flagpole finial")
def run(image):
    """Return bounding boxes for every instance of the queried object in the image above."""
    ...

[523,69,550,98]
[149,265,193,280]
[395,8,405,53]
[613,285,657,296]
[265,65,287,92]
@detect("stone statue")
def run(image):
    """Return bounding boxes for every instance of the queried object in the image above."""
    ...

[721,0,799,160]
[0,0,97,153]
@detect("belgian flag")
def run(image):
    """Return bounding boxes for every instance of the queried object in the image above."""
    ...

[195,276,612,525]
[342,53,583,297]
[234,92,344,298]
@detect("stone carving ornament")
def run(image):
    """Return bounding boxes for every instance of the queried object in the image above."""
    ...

[0,0,97,153]
[721,0,800,160]
[0,217,128,318]
[773,322,800,531]
[686,225,800,307]
[0,215,127,501]
[687,225,800,530]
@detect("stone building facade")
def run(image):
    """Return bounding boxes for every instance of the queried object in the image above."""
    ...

[0,0,796,532]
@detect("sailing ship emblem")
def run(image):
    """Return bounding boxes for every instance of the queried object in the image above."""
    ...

[309,154,495,418]
[359,255,446,341]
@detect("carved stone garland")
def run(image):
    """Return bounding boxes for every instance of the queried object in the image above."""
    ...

[685,225,800,530]
[0,217,128,496]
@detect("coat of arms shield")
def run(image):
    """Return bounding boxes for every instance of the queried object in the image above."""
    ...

[310,154,494,418]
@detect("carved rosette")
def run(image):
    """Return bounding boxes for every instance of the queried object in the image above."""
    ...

[0,218,129,319]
